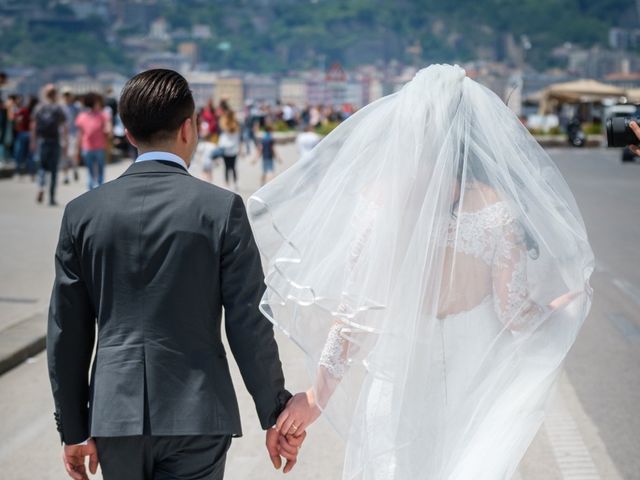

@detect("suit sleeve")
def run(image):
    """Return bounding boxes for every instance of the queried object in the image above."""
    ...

[220,194,290,430]
[47,207,96,444]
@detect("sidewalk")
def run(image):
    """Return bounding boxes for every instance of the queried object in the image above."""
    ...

[0,161,127,373]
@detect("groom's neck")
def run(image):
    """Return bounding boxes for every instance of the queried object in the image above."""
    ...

[137,143,191,167]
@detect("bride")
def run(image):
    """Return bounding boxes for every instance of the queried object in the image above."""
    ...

[247,64,593,479]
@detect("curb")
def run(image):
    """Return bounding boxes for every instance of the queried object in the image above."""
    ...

[0,164,16,179]
[0,313,46,376]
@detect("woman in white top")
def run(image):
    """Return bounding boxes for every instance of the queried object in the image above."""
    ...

[247,65,594,480]
[218,110,241,191]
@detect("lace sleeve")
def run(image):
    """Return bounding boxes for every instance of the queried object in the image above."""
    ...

[492,215,541,330]
[317,197,377,380]
[318,322,350,378]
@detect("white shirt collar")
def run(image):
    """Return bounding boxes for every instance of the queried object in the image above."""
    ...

[135,151,188,171]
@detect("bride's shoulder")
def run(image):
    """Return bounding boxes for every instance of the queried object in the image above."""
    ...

[462,183,502,210]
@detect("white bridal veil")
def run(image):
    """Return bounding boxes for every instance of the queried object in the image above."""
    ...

[248,64,593,480]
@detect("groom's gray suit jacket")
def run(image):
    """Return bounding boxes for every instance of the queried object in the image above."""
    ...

[47,159,289,444]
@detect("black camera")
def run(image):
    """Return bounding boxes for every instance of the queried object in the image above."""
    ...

[606,117,640,147]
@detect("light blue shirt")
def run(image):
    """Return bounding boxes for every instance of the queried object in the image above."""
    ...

[135,151,188,171]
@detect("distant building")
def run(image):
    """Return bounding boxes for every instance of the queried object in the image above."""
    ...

[367,77,384,103]
[138,52,191,73]
[304,72,327,106]
[604,71,640,88]
[57,77,106,95]
[325,63,347,106]
[609,28,640,50]
[192,24,212,40]
[522,71,577,98]
[185,71,217,109]
[279,78,306,106]
[149,17,170,41]
[67,0,110,20]
[178,42,199,69]
[564,46,640,79]
[215,77,244,112]
[244,74,278,104]
[344,81,365,108]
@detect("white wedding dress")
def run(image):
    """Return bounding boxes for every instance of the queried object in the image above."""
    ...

[320,197,545,479]
[248,65,593,479]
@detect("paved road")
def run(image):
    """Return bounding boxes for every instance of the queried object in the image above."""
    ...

[0,145,636,479]
[551,148,640,480]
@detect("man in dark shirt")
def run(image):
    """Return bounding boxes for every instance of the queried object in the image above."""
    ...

[31,84,67,206]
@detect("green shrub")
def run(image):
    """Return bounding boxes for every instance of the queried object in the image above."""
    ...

[315,121,341,136]
[582,123,602,135]
[272,120,293,132]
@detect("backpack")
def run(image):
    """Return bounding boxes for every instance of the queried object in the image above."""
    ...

[36,104,64,139]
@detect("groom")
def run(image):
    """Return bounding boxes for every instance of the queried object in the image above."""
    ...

[47,69,304,480]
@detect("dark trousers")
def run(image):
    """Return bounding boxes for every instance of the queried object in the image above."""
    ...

[37,139,60,203]
[95,435,231,480]
[13,131,32,174]
[223,155,237,184]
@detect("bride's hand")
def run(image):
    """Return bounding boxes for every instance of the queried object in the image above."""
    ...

[276,389,321,437]
[547,290,582,312]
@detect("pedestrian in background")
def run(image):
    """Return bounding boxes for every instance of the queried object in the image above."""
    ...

[61,89,80,184]
[241,101,257,155]
[254,124,280,186]
[0,93,6,162]
[31,84,67,206]
[201,98,219,142]
[295,123,321,162]
[218,109,242,191]
[3,94,18,161]
[103,88,116,165]
[75,92,109,190]
[13,95,38,178]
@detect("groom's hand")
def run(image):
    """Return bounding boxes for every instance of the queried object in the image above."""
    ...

[280,431,306,473]
[266,427,307,473]
[266,428,283,470]
[62,438,99,480]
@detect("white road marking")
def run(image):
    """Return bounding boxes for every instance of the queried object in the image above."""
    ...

[539,373,624,480]
[612,278,640,308]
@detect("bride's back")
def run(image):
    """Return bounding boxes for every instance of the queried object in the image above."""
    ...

[438,183,521,321]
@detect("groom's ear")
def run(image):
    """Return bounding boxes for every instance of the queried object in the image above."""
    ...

[178,116,194,145]
[124,129,138,149]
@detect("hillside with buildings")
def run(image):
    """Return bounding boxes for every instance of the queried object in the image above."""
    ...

[1,0,638,73]
[2,0,640,120]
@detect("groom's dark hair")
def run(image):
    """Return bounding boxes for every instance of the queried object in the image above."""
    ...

[119,69,195,144]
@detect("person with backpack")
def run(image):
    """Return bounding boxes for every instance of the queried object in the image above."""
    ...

[31,84,68,205]
[253,124,281,186]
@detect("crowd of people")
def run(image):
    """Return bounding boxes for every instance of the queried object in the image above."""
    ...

[195,99,350,189]
[1,74,352,202]
[0,82,116,206]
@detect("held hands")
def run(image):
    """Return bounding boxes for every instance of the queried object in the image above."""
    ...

[62,438,99,480]
[276,389,322,438]
[264,389,321,474]
[266,427,306,474]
